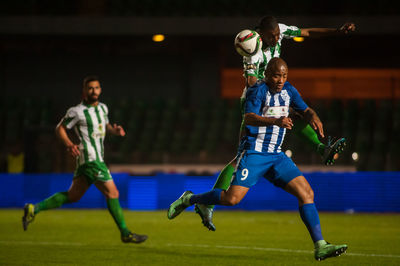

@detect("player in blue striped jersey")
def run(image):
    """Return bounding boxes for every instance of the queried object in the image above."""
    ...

[168,58,347,261]
[243,78,309,155]
[195,16,354,232]
[22,76,147,244]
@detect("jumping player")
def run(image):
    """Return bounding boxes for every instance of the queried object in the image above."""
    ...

[195,16,355,231]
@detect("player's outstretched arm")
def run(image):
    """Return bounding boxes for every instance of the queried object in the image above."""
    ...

[302,107,324,138]
[245,113,293,129]
[300,22,356,37]
[106,123,126,137]
[55,121,80,157]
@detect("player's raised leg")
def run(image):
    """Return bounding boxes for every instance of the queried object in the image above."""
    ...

[168,152,253,220]
[322,136,347,165]
[168,185,249,219]
[95,180,147,244]
[195,158,236,231]
[292,118,346,165]
[292,119,325,154]
[284,176,347,261]
[22,176,89,231]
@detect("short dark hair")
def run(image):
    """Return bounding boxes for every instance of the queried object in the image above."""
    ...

[83,75,100,88]
[258,16,278,31]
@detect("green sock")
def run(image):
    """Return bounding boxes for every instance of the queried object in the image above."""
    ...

[292,120,325,156]
[207,164,235,209]
[34,192,70,214]
[107,198,130,237]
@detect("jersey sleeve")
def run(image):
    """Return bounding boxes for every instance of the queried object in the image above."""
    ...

[288,84,308,112]
[243,55,259,77]
[279,23,301,39]
[62,107,79,129]
[245,84,264,115]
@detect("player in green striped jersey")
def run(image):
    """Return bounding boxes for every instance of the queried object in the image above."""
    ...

[245,16,355,87]
[195,16,355,231]
[22,76,147,244]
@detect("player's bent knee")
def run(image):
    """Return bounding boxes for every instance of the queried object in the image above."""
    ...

[301,187,314,204]
[68,194,82,203]
[224,195,242,206]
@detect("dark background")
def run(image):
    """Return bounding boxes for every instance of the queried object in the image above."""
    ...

[1,0,399,172]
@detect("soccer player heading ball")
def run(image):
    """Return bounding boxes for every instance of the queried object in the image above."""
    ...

[194,15,354,232]
[22,76,147,244]
[168,58,347,261]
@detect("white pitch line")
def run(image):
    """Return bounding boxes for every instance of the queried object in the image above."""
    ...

[167,243,400,259]
[2,241,400,259]
[347,252,400,258]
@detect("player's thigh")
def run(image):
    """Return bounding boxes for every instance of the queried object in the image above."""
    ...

[268,153,303,188]
[95,180,119,199]
[221,185,249,206]
[228,157,238,168]
[232,151,267,188]
[68,176,90,202]
[76,161,113,185]
[284,176,314,205]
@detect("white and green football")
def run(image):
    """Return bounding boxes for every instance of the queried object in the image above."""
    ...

[234,29,262,57]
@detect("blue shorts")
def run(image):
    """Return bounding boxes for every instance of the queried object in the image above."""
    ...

[232,150,302,188]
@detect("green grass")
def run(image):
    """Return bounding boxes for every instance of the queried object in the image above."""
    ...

[1,209,400,265]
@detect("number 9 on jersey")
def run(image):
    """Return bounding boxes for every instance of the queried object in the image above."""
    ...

[240,168,249,181]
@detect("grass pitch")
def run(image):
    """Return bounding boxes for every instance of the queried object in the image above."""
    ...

[1,209,400,265]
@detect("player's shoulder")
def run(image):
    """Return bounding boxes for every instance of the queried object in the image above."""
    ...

[283,80,294,88]
[98,102,109,112]
[283,81,297,91]
[66,103,84,114]
[251,79,266,89]
[283,81,302,97]
[278,23,289,31]
[247,80,267,97]
[279,23,300,37]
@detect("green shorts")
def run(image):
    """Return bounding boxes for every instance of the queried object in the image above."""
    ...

[74,161,113,185]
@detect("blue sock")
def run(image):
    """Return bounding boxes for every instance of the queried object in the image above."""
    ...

[299,203,324,243]
[189,188,222,205]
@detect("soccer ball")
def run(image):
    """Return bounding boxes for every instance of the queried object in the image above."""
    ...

[234,29,262,57]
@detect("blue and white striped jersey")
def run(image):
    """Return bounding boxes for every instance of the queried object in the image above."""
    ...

[244,81,308,153]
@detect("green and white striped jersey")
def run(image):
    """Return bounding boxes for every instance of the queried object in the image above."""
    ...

[238,23,301,131]
[62,102,109,165]
[243,23,301,80]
